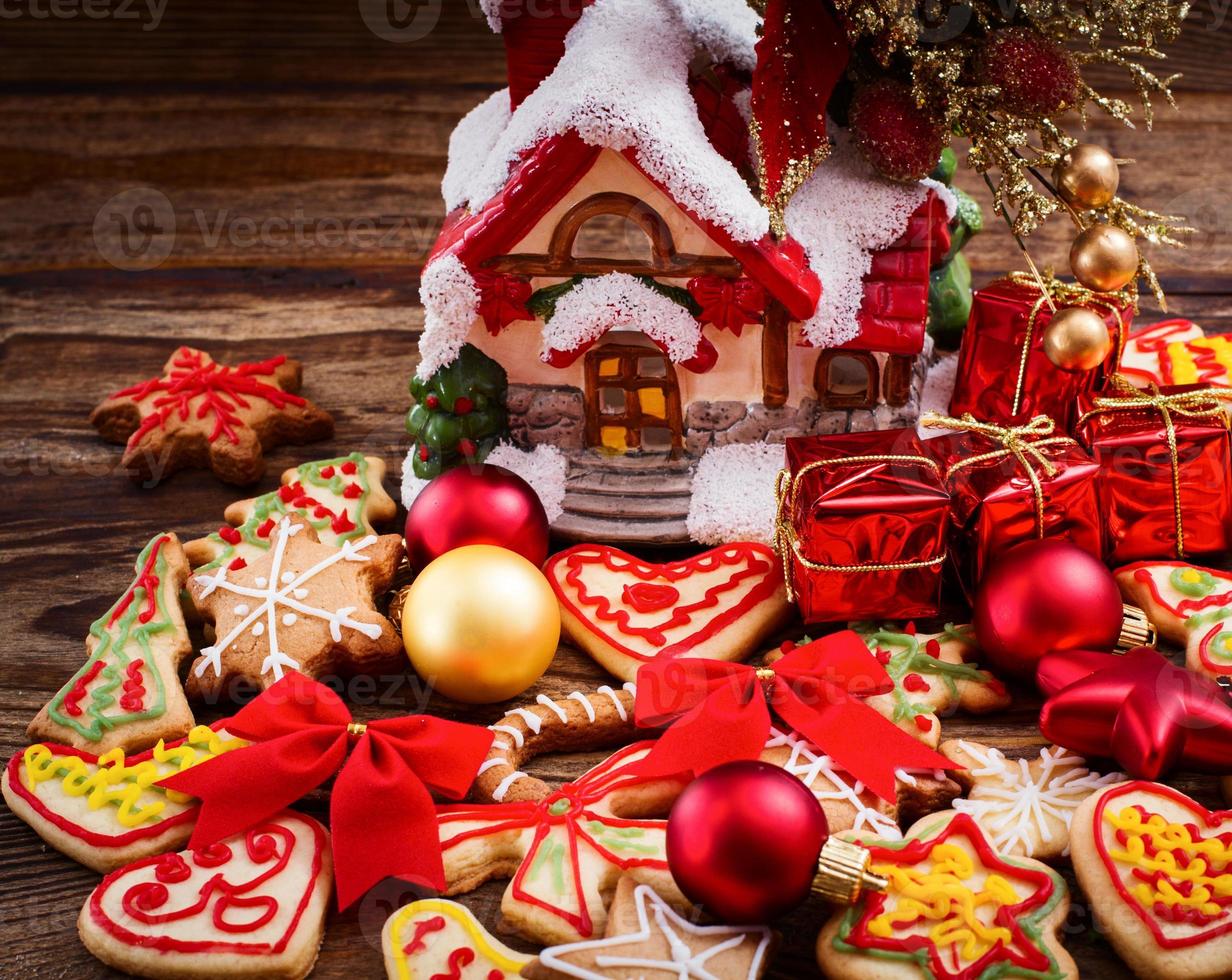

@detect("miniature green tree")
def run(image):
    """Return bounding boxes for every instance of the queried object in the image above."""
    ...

[407,343,508,480]
[928,148,984,350]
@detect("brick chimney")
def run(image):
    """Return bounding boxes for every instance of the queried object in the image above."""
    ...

[496,0,591,110]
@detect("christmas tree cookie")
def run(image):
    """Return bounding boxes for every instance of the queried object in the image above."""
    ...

[28,533,195,754]
[184,452,397,572]
[1115,560,1232,681]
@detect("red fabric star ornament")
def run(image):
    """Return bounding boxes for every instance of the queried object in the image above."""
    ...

[1037,646,1232,779]
[474,270,533,335]
[686,276,766,336]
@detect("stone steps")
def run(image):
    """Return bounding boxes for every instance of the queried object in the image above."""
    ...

[552,509,691,546]
[554,451,696,546]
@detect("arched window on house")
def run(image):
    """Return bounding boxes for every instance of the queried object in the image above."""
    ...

[814,350,880,410]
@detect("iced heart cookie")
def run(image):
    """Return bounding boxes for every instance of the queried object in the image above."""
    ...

[1070,781,1232,980]
[79,810,331,979]
[1115,560,1232,681]
[817,812,1077,980]
[438,740,686,946]
[382,898,531,980]
[184,452,397,572]
[188,515,404,698]
[545,543,791,682]
[524,875,775,980]
[28,533,194,755]
[937,740,1123,861]
[2,724,246,872]
[90,346,334,486]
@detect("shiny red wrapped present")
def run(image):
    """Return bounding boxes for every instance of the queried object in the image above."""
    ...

[1076,377,1232,563]
[775,429,950,623]
[950,274,1136,429]
[921,413,1103,597]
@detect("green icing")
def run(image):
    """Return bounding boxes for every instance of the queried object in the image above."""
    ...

[548,798,572,816]
[854,624,991,724]
[47,535,175,740]
[1183,607,1232,631]
[198,452,373,572]
[1206,630,1232,663]
[1169,566,1218,598]
[584,820,659,856]
[528,836,568,896]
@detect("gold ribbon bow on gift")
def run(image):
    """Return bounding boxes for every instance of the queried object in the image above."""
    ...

[773,455,948,603]
[1005,271,1137,416]
[920,412,1080,539]
[1076,375,1232,558]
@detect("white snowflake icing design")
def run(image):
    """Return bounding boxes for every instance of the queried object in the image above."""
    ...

[950,741,1125,856]
[192,517,383,681]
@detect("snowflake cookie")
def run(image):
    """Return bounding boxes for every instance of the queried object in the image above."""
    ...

[929,740,1124,861]
[1115,559,1232,682]
[817,813,1077,980]
[187,515,403,698]
[28,533,195,754]
[525,876,775,980]
[90,346,334,485]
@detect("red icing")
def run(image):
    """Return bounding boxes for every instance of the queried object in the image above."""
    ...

[401,914,447,955]
[229,557,247,572]
[622,582,680,614]
[62,661,107,717]
[88,816,325,955]
[331,511,356,534]
[1093,781,1232,949]
[1123,562,1232,620]
[256,518,276,539]
[119,659,147,713]
[430,947,475,980]
[107,535,168,628]
[924,638,941,658]
[1198,621,1232,676]
[343,482,363,499]
[545,543,782,662]
[914,715,933,733]
[341,460,358,475]
[218,526,242,545]
[114,348,307,449]
[278,482,301,503]
[319,465,335,478]
[902,673,928,692]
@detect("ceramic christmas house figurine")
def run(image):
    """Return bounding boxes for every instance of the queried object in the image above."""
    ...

[409,0,954,542]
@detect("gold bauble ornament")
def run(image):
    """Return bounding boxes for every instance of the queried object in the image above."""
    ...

[1070,225,1139,293]
[401,544,559,704]
[1042,307,1112,372]
[1054,144,1120,210]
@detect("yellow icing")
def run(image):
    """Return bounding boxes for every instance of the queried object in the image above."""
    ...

[1166,336,1232,386]
[22,725,246,829]
[1105,806,1232,920]
[868,842,1020,964]
[386,898,531,980]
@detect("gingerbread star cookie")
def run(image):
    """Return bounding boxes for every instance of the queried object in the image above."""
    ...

[1071,781,1232,980]
[817,813,1077,980]
[188,514,403,698]
[931,740,1124,861]
[525,876,775,980]
[184,452,397,572]
[90,346,334,485]
[28,533,195,754]
[1116,560,1232,681]
[545,543,791,682]
[2,724,246,872]
[79,810,332,980]
[382,899,531,980]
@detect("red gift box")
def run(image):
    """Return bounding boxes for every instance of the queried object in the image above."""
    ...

[776,429,950,623]
[950,275,1136,430]
[1076,378,1232,562]
[921,413,1104,596]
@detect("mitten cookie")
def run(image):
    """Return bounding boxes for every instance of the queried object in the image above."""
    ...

[382,899,531,980]
[188,515,404,698]
[79,810,332,979]
[28,533,194,754]
[525,876,775,980]
[817,813,1077,980]
[184,452,396,572]
[1116,560,1232,681]
[90,346,334,485]
[1070,781,1232,980]
[935,740,1123,860]
[545,543,791,682]
[3,724,245,872]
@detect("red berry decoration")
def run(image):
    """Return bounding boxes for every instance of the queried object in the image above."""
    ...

[974,28,1079,119]
[848,78,948,182]
[453,396,473,415]
[424,393,439,409]
[458,437,478,457]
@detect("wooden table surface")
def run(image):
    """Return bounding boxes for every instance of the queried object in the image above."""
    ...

[2,4,1231,977]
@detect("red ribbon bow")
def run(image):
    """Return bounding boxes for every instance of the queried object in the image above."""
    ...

[160,672,494,910]
[632,631,956,802]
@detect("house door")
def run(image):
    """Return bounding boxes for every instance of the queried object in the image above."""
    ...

[584,343,684,456]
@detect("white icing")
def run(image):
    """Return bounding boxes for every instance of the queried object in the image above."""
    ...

[596,685,629,721]
[490,725,525,749]
[568,691,597,722]
[492,771,528,802]
[508,708,544,734]
[536,694,569,723]
[477,757,507,775]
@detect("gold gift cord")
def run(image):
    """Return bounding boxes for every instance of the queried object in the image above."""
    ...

[1004,271,1137,416]
[919,412,1080,539]
[773,455,948,604]
[1076,375,1232,560]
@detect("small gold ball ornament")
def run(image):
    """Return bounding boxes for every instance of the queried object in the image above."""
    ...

[1043,307,1113,372]
[1070,224,1139,293]
[1054,144,1120,210]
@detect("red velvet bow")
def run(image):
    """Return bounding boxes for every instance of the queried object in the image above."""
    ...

[632,631,956,802]
[474,270,533,336]
[687,276,766,336]
[160,672,494,910]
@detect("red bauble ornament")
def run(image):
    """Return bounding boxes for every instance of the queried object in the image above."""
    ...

[666,761,828,923]
[848,79,947,182]
[972,539,1122,680]
[974,28,1079,119]
[404,464,549,571]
